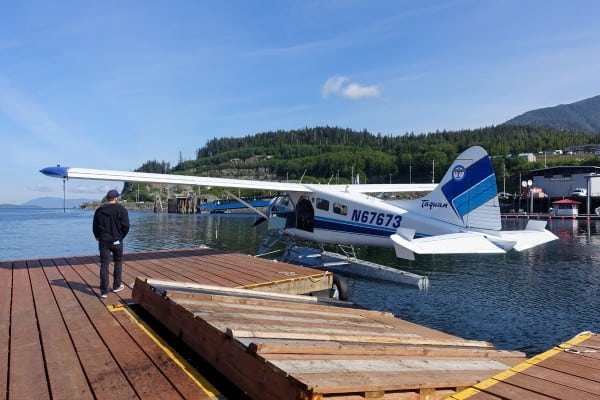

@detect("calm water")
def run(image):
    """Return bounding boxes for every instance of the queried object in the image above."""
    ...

[1,207,598,356]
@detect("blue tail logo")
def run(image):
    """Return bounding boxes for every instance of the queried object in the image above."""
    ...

[442,156,497,222]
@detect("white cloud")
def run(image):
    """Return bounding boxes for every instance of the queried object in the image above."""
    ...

[322,75,381,100]
[343,83,381,99]
[322,76,348,97]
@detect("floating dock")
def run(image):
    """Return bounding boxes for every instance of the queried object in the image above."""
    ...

[133,278,524,400]
[1,248,597,399]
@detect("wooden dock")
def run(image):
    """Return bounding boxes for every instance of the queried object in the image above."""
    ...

[0,247,331,400]
[132,278,526,400]
[449,331,600,400]
[2,247,597,399]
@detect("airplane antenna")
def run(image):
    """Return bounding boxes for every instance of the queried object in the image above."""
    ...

[327,174,334,184]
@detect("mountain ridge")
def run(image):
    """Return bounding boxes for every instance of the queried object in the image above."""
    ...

[15,197,96,209]
[504,95,600,132]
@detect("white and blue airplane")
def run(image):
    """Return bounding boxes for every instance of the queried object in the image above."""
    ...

[41,146,557,260]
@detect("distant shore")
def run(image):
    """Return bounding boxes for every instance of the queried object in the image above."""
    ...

[79,201,157,212]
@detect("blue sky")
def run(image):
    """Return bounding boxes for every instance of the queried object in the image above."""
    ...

[1,0,600,204]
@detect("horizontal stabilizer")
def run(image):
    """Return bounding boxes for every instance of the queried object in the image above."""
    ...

[490,221,558,252]
[390,232,506,260]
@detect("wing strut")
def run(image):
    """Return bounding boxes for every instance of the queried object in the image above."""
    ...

[223,190,270,221]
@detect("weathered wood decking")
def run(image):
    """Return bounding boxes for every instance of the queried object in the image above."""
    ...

[132,278,526,400]
[449,332,600,400]
[2,248,597,400]
[0,247,332,400]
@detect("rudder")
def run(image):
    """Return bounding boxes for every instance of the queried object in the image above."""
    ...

[414,146,501,230]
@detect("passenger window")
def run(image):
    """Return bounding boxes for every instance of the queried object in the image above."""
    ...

[333,203,348,215]
[316,198,329,211]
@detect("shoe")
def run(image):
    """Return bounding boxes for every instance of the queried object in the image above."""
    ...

[112,284,125,293]
[99,292,108,299]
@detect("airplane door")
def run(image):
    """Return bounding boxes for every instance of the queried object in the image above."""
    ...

[296,197,314,232]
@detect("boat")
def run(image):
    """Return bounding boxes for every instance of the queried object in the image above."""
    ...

[198,196,273,213]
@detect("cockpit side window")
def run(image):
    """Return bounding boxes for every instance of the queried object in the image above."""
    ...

[316,198,329,211]
[333,203,348,215]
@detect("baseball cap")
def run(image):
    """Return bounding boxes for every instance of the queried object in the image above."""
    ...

[106,189,120,200]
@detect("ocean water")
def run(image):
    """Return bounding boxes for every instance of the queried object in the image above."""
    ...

[1,207,598,356]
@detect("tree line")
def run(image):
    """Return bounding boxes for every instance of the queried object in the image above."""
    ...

[130,125,600,198]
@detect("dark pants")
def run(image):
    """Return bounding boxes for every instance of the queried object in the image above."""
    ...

[99,240,123,294]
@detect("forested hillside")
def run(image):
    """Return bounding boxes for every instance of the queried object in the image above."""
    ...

[504,95,600,132]
[130,125,600,200]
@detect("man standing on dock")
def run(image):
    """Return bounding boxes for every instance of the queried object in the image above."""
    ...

[93,189,130,299]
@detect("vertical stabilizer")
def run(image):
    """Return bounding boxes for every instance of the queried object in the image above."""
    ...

[414,146,501,230]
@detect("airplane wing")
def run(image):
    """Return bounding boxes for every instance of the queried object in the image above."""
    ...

[40,166,437,194]
[40,166,308,192]
[324,183,438,193]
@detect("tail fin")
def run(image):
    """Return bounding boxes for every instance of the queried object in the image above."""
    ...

[416,146,501,230]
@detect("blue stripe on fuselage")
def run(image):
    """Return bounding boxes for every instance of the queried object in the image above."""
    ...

[314,216,397,237]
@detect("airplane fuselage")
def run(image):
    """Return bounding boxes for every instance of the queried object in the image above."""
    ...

[275,185,461,248]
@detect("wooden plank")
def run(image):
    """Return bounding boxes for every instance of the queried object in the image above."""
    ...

[122,248,326,291]
[149,280,325,303]
[535,353,600,383]
[204,254,300,285]
[551,348,600,371]
[133,278,517,400]
[0,261,13,399]
[132,279,311,400]
[246,341,524,360]
[163,285,394,322]
[519,364,600,396]
[501,370,600,400]
[153,286,492,349]
[131,249,244,285]
[287,369,504,394]
[67,257,187,400]
[126,254,220,285]
[226,328,493,347]
[476,379,561,400]
[43,257,139,399]
[109,306,217,400]
[270,357,508,374]
[9,260,50,400]
[165,288,374,316]
[150,249,330,291]
[29,259,93,399]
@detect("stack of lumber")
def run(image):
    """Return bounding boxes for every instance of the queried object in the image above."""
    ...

[132,278,526,400]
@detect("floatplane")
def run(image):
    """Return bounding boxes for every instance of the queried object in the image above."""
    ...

[41,146,557,287]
